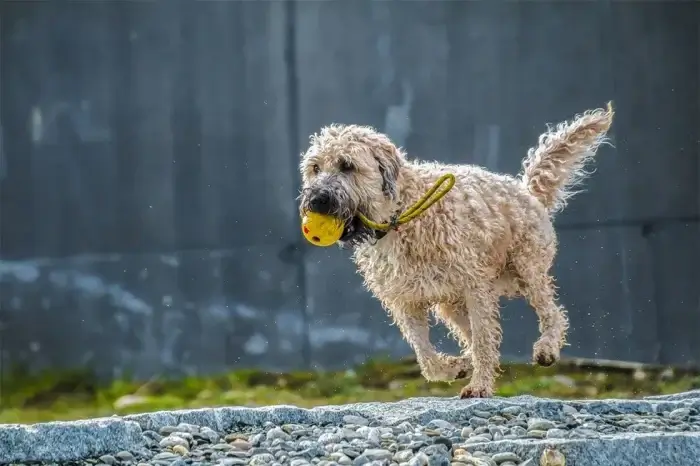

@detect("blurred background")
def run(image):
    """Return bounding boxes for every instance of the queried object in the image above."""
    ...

[0,0,698,422]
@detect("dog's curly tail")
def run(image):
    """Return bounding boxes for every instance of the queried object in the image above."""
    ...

[520,102,614,214]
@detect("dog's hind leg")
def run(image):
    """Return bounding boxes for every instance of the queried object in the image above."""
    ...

[510,243,570,367]
[389,301,470,382]
[525,274,569,366]
[433,302,474,375]
[459,289,502,398]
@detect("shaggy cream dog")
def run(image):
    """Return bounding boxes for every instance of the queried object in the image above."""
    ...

[298,103,614,398]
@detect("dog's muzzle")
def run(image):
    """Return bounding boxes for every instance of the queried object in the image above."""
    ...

[307,191,338,215]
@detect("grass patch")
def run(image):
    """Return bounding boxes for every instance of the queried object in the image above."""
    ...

[2,357,699,424]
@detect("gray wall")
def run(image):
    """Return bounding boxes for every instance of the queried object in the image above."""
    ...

[0,0,698,380]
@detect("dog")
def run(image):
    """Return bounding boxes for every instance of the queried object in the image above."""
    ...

[298,103,614,398]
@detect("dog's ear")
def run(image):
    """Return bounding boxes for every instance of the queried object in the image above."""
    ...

[375,146,402,200]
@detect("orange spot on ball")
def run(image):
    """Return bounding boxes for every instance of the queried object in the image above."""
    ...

[303,226,309,234]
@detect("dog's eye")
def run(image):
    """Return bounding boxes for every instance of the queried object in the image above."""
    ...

[340,160,354,172]
[312,164,320,174]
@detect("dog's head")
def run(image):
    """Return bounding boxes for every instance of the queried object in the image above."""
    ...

[298,124,403,248]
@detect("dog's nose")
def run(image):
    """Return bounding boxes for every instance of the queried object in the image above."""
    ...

[309,192,333,214]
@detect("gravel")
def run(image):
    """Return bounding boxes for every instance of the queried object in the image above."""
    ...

[2,390,700,466]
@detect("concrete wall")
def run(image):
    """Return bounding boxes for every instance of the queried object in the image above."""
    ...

[0,0,698,380]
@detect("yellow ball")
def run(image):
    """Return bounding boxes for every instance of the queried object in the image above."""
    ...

[301,212,344,247]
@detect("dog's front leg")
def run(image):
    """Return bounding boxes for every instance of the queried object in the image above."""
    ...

[460,290,502,398]
[389,302,470,382]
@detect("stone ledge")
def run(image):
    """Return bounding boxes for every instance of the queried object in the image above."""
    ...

[0,417,144,464]
[1,391,699,464]
[463,432,700,466]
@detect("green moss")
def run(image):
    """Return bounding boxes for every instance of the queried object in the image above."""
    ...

[1,358,698,424]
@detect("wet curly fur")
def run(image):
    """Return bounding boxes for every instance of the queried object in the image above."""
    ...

[298,103,614,398]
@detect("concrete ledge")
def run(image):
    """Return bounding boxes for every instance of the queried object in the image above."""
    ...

[122,394,700,431]
[464,432,700,466]
[2,392,700,464]
[0,417,144,464]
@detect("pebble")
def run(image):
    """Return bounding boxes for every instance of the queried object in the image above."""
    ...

[171,445,188,456]
[669,408,692,419]
[199,427,220,443]
[428,419,455,430]
[159,436,189,449]
[114,452,134,462]
[491,452,520,464]
[395,450,414,462]
[527,418,556,431]
[526,430,546,439]
[267,427,292,441]
[231,439,252,450]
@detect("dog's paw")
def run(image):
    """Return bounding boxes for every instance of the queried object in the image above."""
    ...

[533,338,560,367]
[459,382,494,399]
